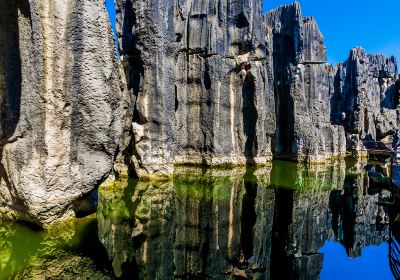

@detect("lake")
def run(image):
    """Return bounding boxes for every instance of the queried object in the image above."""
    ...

[0,160,395,279]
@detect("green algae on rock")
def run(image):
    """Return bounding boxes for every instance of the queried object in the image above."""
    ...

[0,216,114,279]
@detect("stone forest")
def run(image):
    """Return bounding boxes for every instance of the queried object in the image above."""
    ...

[0,0,399,279]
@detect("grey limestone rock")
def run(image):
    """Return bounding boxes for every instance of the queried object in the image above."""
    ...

[0,0,128,226]
[116,0,399,173]
[1,0,399,227]
[265,2,346,162]
[332,47,399,154]
[116,0,276,178]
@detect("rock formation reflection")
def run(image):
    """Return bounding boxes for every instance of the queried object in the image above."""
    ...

[0,217,113,279]
[98,161,390,279]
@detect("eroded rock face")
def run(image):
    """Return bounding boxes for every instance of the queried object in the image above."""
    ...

[265,3,346,162]
[0,0,128,226]
[115,0,399,176]
[116,0,276,178]
[332,47,399,154]
[0,0,398,228]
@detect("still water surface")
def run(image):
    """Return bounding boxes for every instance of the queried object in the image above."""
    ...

[0,160,395,279]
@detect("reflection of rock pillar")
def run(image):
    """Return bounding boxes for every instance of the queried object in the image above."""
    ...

[240,170,257,261]
[98,166,277,278]
[270,161,345,279]
[252,166,275,279]
[98,179,175,279]
[329,160,390,258]
[173,168,246,278]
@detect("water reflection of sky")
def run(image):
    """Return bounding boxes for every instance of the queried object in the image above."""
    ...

[320,241,393,280]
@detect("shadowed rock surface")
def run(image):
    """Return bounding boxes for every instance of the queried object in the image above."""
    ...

[0,0,129,226]
[265,3,346,162]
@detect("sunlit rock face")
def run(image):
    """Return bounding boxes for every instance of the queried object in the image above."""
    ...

[0,0,129,226]
[332,47,399,154]
[116,0,276,178]
[265,3,346,162]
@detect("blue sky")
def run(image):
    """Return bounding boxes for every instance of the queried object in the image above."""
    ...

[106,0,116,33]
[320,241,392,280]
[106,0,400,65]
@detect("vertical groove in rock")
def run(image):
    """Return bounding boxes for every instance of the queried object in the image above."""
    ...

[117,0,276,178]
[265,3,346,162]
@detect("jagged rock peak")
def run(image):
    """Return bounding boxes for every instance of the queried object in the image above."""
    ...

[302,16,326,63]
[264,1,326,65]
[348,46,398,78]
[264,2,302,36]
[332,47,400,152]
[265,1,302,22]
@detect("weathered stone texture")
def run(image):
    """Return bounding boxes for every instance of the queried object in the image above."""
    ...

[117,0,276,178]
[332,47,399,153]
[265,3,346,162]
[1,0,399,227]
[0,0,128,226]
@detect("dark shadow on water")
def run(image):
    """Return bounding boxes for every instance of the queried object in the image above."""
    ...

[240,169,257,262]
[329,174,359,258]
[270,187,294,280]
[68,219,114,273]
